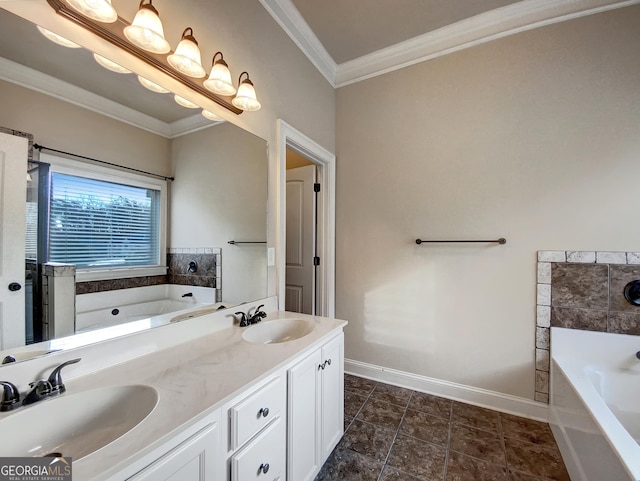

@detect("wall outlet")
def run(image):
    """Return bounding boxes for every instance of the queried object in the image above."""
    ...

[267,247,275,267]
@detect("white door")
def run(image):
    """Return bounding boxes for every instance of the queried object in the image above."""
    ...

[320,334,344,459]
[0,132,27,350]
[285,165,316,314]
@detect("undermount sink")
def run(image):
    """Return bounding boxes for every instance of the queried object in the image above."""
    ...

[242,318,314,344]
[0,385,158,459]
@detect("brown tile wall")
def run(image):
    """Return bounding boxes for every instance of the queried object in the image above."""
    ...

[75,275,167,294]
[535,250,640,403]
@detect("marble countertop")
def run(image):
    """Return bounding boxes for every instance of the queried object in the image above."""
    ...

[5,311,346,480]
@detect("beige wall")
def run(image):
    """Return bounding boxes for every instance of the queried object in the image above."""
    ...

[0,79,170,173]
[170,123,268,304]
[335,6,640,399]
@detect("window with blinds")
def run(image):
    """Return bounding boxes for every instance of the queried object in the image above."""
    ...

[49,172,161,268]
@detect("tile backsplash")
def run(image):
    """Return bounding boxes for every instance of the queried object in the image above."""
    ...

[535,250,640,403]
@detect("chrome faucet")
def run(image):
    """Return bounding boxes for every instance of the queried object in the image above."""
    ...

[0,358,81,411]
[235,305,267,327]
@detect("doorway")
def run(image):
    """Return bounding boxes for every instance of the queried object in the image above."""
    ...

[277,120,335,318]
[285,151,317,314]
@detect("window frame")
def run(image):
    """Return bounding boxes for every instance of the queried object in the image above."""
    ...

[41,153,167,282]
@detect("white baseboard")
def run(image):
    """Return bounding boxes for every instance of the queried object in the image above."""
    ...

[345,358,549,422]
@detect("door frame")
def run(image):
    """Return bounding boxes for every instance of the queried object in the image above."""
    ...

[276,120,335,317]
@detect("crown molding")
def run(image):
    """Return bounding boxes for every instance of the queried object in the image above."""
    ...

[259,0,640,88]
[0,57,224,138]
[169,114,224,138]
[258,0,337,86]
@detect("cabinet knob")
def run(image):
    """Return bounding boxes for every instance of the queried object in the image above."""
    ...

[325,359,332,366]
[7,282,21,292]
[318,363,325,370]
[259,463,270,474]
[258,407,270,418]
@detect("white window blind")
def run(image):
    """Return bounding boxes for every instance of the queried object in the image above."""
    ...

[49,172,160,268]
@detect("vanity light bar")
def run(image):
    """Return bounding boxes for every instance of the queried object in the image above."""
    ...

[46,0,244,115]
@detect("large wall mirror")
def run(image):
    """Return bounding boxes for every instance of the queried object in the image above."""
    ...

[0,5,268,364]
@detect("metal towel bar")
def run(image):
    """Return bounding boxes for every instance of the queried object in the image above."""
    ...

[415,238,506,245]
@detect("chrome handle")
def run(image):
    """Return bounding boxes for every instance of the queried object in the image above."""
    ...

[259,463,270,474]
[258,407,270,418]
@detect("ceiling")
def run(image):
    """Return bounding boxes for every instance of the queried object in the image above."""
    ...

[260,0,640,86]
[289,0,521,64]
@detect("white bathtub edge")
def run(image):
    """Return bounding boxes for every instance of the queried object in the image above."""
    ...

[551,328,640,481]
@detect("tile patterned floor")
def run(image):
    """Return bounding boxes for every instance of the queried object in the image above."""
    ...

[315,374,570,481]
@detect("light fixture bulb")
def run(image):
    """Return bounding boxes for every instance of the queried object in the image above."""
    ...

[174,95,199,109]
[204,52,236,96]
[37,26,81,48]
[124,0,171,54]
[232,72,261,111]
[202,110,224,122]
[137,76,169,93]
[167,28,206,78]
[93,54,131,74]
[66,0,117,23]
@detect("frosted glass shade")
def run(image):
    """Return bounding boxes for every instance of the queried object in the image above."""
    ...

[204,55,236,96]
[37,26,81,48]
[124,4,170,54]
[232,76,261,111]
[167,29,205,78]
[174,95,198,109]
[66,0,117,23]
[137,76,169,93]
[93,54,131,74]
[202,110,224,122]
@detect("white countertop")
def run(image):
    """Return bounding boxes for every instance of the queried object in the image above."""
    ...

[1,310,346,480]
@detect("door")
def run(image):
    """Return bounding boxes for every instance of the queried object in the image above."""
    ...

[0,132,27,350]
[285,165,316,314]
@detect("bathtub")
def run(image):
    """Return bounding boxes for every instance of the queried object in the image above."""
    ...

[550,327,640,481]
[76,285,221,333]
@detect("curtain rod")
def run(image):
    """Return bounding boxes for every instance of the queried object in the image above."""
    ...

[34,144,175,181]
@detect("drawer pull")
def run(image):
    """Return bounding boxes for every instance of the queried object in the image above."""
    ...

[258,407,270,418]
[259,463,270,474]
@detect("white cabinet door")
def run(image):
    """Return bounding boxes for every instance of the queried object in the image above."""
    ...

[287,348,322,481]
[128,423,220,481]
[287,333,344,481]
[320,333,344,459]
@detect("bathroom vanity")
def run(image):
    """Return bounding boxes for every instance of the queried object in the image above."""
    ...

[0,298,346,481]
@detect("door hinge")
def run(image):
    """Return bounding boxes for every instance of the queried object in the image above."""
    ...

[313,256,320,266]
[313,183,320,193]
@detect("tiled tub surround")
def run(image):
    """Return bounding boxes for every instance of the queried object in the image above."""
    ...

[76,248,222,301]
[316,374,569,481]
[535,251,640,403]
[167,248,221,295]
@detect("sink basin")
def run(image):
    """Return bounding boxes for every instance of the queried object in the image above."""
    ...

[242,318,314,344]
[0,385,158,459]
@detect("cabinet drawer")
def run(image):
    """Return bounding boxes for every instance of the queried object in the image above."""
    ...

[231,417,285,481]
[230,375,284,449]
